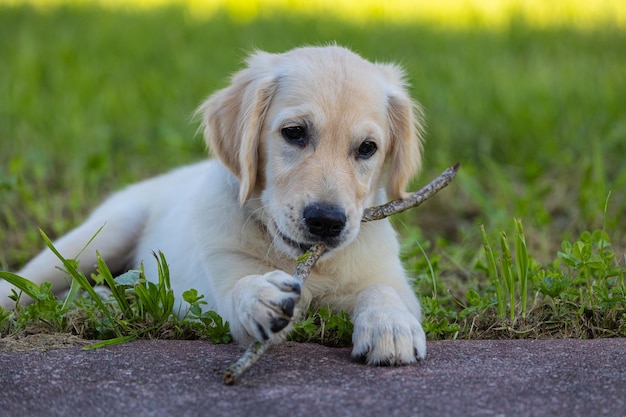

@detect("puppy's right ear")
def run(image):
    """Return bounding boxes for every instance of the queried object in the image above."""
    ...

[197,52,279,204]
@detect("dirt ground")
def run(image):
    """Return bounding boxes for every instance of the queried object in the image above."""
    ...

[0,327,89,353]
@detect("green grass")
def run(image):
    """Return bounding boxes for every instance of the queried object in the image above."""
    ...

[1,2,625,343]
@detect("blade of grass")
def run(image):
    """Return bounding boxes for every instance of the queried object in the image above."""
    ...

[62,225,106,309]
[415,238,438,298]
[0,271,49,301]
[61,275,84,310]
[39,229,120,336]
[154,251,175,317]
[480,225,505,319]
[514,218,529,318]
[499,232,516,322]
[96,252,131,315]
[83,335,137,350]
[74,224,106,260]
[134,282,157,320]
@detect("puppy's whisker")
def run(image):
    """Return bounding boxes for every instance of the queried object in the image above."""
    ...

[241,204,267,233]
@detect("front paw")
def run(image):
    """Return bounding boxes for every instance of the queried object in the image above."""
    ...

[351,306,426,365]
[234,270,301,343]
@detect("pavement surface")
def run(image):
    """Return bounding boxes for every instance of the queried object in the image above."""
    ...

[0,338,624,417]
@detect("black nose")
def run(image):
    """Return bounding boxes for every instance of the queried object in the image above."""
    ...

[303,203,347,239]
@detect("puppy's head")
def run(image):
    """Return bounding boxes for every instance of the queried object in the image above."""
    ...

[199,46,424,257]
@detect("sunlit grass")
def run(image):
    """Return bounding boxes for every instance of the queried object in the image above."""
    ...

[3,0,625,28]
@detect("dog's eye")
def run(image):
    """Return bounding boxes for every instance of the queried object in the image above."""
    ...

[356,140,377,159]
[281,126,307,146]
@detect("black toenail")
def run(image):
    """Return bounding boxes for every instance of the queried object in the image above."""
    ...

[270,317,290,333]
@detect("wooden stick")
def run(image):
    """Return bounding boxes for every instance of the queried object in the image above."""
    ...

[361,163,460,222]
[223,163,460,385]
[223,243,326,386]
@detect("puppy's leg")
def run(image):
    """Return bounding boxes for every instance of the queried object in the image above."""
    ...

[351,283,427,365]
[224,270,303,344]
[0,197,146,309]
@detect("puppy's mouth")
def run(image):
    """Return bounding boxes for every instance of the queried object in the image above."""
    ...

[271,222,340,256]
[277,229,313,253]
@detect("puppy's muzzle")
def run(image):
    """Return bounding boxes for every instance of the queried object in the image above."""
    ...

[303,203,347,241]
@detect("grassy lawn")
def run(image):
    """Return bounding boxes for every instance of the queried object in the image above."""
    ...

[1,0,625,342]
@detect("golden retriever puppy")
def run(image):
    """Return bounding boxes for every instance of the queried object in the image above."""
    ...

[0,45,426,365]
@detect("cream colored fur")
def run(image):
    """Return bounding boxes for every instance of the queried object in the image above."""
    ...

[0,46,427,365]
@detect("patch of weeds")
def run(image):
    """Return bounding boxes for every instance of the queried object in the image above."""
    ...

[0,308,10,333]
[537,229,626,337]
[465,220,626,339]
[403,219,625,340]
[0,230,232,346]
[477,219,537,321]
[290,306,353,347]
[420,296,461,339]
[0,272,70,334]
[180,289,231,344]
[401,230,461,340]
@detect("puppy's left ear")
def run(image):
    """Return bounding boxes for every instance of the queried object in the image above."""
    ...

[197,51,279,204]
[381,64,424,200]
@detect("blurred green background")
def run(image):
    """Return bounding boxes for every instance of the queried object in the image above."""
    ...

[1,0,625,282]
